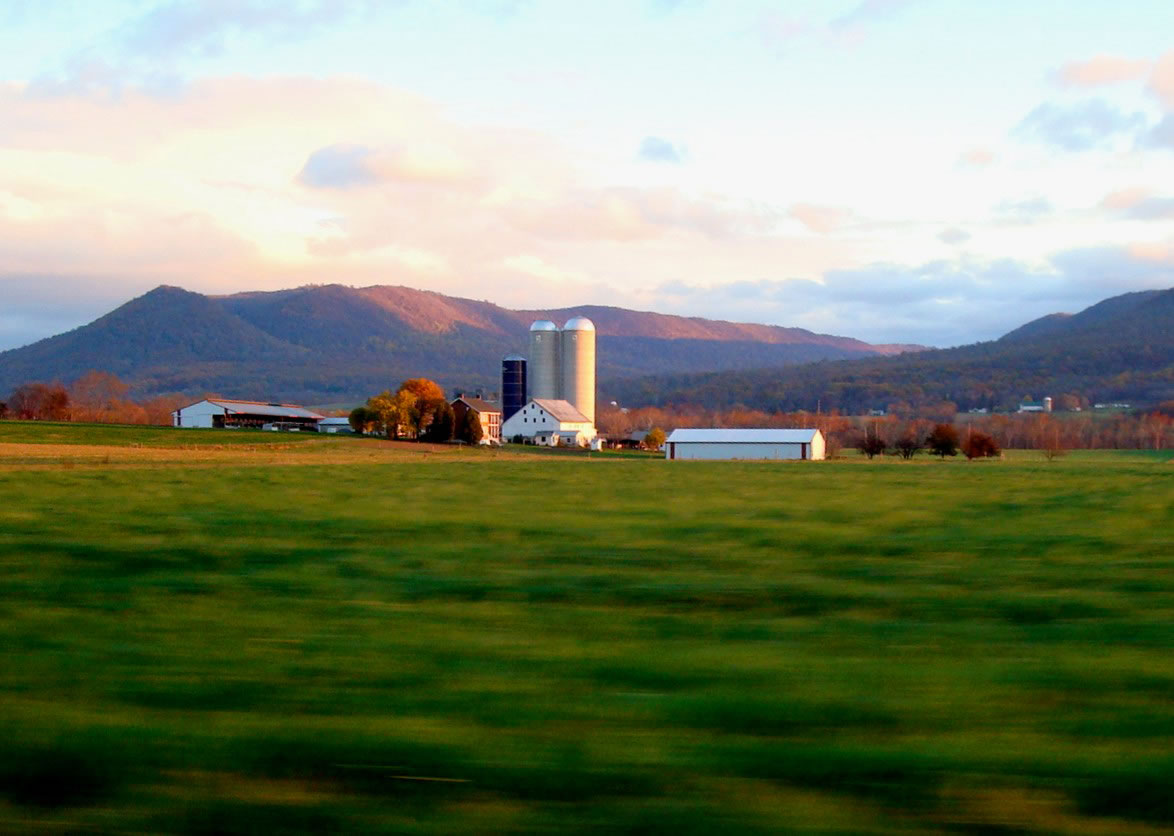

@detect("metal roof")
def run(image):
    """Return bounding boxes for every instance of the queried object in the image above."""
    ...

[529,319,558,331]
[666,428,820,443]
[202,399,325,420]
[530,398,591,423]
[563,315,595,332]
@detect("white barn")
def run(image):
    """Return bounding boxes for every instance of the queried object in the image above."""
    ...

[500,398,596,446]
[172,399,325,430]
[665,428,825,461]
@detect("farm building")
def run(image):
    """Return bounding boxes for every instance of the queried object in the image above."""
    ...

[450,396,502,443]
[172,399,325,430]
[501,398,596,446]
[317,417,355,434]
[665,428,825,461]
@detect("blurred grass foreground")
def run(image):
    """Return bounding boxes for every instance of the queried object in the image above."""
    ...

[0,423,1171,833]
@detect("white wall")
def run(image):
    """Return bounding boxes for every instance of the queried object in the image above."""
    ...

[173,400,222,428]
[501,401,595,443]
[668,442,812,461]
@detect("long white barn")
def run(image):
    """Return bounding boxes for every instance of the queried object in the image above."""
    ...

[665,428,825,461]
[172,399,324,430]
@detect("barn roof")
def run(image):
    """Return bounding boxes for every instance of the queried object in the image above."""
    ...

[201,399,325,420]
[666,428,820,443]
[530,398,590,423]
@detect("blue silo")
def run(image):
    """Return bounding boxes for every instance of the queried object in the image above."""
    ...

[502,354,527,421]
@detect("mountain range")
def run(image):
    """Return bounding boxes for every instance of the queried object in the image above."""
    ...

[0,284,918,404]
[606,288,1174,413]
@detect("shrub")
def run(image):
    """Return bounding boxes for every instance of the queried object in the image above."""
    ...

[962,431,1000,459]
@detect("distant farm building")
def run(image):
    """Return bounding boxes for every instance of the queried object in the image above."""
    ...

[172,399,324,430]
[318,417,355,434]
[451,396,502,443]
[501,398,596,447]
[1018,397,1053,413]
[665,428,825,461]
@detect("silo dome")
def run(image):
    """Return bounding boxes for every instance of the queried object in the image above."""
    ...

[563,316,595,331]
[530,320,559,332]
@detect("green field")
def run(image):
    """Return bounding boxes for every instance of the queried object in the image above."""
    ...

[1,424,1172,833]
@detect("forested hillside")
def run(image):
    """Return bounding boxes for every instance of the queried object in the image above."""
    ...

[604,289,1174,412]
[0,283,911,403]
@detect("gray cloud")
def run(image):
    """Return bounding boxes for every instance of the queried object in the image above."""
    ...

[637,136,685,163]
[652,246,1172,346]
[298,145,380,189]
[937,227,971,245]
[1143,114,1174,149]
[994,196,1053,223]
[1015,99,1148,151]
[0,275,148,352]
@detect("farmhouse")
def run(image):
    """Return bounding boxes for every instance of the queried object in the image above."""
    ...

[665,428,825,461]
[501,398,596,446]
[450,396,502,443]
[172,399,324,430]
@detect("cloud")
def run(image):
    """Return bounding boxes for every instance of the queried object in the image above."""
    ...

[1150,51,1174,109]
[119,0,380,59]
[298,145,380,189]
[1058,55,1151,87]
[790,203,853,234]
[995,196,1053,220]
[1143,114,1174,149]
[1098,188,1174,220]
[829,0,917,33]
[651,245,1173,346]
[755,0,914,53]
[938,228,970,245]
[637,136,684,163]
[957,148,996,168]
[298,143,476,189]
[1015,99,1147,151]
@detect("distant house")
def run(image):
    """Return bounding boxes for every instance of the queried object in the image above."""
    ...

[665,428,825,461]
[172,399,324,430]
[500,398,596,446]
[450,396,502,443]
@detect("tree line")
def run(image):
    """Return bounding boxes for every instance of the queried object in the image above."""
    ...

[597,403,1172,452]
[1,373,186,425]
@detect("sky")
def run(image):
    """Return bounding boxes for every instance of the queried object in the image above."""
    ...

[0,0,1172,350]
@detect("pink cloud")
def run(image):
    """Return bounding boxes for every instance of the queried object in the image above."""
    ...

[1058,55,1151,87]
[1149,50,1174,110]
[790,203,853,235]
[957,148,996,168]
[1099,187,1150,210]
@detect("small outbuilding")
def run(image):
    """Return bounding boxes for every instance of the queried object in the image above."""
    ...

[665,428,825,461]
[172,399,325,430]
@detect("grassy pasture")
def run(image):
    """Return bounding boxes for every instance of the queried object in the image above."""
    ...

[0,423,1171,833]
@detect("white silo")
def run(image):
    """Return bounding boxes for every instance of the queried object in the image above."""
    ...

[560,316,596,424]
[528,320,561,400]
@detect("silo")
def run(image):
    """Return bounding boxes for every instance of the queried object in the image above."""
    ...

[528,320,560,400]
[501,354,527,421]
[560,316,596,424]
